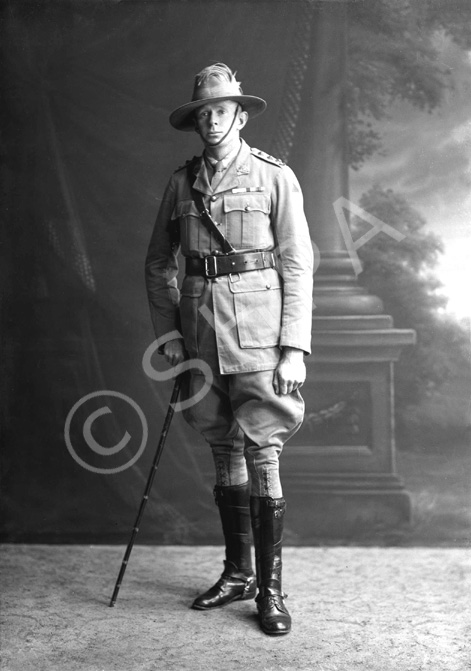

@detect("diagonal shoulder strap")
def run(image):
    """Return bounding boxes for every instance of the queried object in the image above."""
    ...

[187,164,236,255]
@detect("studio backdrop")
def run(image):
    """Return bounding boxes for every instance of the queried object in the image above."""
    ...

[2,1,327,543]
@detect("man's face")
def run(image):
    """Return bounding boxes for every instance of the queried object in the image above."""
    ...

[194,100,247,149]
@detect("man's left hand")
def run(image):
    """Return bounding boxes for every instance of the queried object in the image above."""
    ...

[273,347,306,395]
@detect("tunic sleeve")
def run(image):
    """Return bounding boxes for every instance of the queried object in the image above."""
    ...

[145,176,183,349]
[271,165,314,355]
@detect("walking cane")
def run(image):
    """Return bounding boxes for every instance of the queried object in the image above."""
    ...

[109,374,183,607]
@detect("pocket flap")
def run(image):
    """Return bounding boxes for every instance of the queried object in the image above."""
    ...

[228,268,282,293]
[223,194,269,214]
[172,200,200,220]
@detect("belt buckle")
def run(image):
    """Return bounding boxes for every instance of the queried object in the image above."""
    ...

[204,255,217,278]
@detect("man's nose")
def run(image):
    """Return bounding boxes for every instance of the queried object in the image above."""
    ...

[208,113,218,125]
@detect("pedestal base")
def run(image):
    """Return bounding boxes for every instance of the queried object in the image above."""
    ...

[281,314,415,541]
[283,472,411,542]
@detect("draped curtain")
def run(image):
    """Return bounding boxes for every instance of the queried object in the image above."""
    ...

[2,0,316,543]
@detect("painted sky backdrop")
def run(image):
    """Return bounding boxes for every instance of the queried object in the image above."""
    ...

[350,33,471,321]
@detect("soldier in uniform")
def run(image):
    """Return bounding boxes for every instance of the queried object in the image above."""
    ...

[145,63,313,635]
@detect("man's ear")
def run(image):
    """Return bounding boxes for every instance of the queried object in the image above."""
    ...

[238,110,249,130]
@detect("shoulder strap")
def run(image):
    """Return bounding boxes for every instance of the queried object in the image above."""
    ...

[187,164,236,255]
[250,147,284,167]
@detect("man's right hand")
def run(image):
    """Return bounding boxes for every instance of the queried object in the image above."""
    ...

[163,338,187,367]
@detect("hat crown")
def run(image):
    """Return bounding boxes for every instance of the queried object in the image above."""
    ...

[191,63,243,103]
[169,62,266,131]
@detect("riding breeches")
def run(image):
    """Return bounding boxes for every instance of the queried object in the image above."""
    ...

[182,369,304,497]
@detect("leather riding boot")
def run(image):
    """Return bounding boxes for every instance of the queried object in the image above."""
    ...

[192,483,256,610]
[250,496,291,635]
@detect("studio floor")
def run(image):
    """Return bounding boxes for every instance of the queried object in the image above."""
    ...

[0,544,469,671]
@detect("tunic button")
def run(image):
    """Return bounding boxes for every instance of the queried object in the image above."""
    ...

[266,284,271,289]
[211,195,217,202]
[244,205,250,212]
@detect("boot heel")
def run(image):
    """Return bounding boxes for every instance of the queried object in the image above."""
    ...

[241,575,257,600]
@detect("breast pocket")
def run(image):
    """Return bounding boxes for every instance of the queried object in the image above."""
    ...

[229,269,282,348]
[172,200,209,255]
[223,194,271,249]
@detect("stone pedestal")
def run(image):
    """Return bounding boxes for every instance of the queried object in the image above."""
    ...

[282,314,415,540]
[282,4,416,539]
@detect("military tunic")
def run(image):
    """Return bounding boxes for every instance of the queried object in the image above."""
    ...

[145,139,313,375]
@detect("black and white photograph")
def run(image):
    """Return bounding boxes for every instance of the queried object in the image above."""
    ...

[1,1,470,669]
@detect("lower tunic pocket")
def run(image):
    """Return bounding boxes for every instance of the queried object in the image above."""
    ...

[229,270,282,349]
[180,275,205,358]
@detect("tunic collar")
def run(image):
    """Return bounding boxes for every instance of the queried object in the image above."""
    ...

[192,139,252,195]
[204,142,240,173]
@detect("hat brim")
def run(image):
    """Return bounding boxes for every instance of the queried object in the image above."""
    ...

[169,95,267,131]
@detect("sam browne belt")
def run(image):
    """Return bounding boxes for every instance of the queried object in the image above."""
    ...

[185,251,276,278]
[184,162,276,278]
